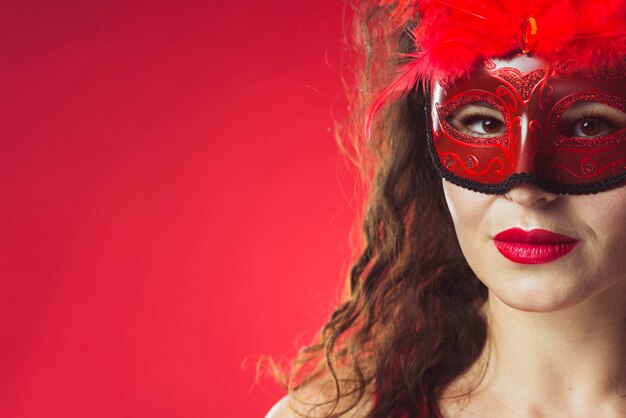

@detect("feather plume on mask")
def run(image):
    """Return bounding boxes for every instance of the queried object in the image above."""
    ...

[366,0,626,138]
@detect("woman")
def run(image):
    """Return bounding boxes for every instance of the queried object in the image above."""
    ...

[268,0,626,416]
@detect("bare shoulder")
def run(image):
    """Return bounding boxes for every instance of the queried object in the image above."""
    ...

[265,373,375,418]
[265,395,294,418]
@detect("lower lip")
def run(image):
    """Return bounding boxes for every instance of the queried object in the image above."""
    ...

[493,241,578,264]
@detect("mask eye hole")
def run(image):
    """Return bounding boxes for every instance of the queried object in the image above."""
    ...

[557,101,626,138]
[435,93,509,146]
[446,101,507,138]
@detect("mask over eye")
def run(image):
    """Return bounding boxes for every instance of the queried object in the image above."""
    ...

[429,55,626,194]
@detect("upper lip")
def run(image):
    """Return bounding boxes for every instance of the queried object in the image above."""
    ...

[494,228,577,244]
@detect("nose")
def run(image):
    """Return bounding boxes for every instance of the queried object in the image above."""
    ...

[504,182,558,207]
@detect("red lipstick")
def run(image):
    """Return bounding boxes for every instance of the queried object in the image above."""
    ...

[493,228,578,264]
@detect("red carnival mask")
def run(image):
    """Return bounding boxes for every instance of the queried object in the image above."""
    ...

[429,56,626,194]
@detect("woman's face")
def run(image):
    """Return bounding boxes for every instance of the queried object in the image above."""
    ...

[432,55,626,312]
[443,180,626,312]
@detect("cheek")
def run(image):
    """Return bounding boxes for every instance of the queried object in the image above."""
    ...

[579,186,626,261]
[584,191,626,235]
[442,179,493,228]
[442,180,496,276]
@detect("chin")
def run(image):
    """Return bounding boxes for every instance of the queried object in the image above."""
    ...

[496,294,574,313]
[487,279,589,313]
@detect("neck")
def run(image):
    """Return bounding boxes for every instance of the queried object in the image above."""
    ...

[443,285,626,416]
[486,286,626,394]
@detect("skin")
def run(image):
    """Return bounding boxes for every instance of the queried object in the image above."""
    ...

[439,181,626,417]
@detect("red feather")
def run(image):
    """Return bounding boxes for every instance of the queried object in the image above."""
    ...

[407,0,625,80]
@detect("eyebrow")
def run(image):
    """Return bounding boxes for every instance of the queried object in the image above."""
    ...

[561,102,626,121]
[455,102,500,111]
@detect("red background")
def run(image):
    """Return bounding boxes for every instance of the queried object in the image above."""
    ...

[2,1,356,417]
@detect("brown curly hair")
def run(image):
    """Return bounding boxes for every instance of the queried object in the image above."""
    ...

[272,2,490,417]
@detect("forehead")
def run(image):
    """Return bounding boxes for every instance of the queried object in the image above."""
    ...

[432,55,626,105]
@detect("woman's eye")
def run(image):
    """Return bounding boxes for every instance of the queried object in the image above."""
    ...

[466,117,505,135]
[558,101,626,138]
[446,102,506,138]
[567,118,613,138]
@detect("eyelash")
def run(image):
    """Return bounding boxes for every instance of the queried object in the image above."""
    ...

[457,112,505,136]
[458,112,501,125]
[573,110,612,123]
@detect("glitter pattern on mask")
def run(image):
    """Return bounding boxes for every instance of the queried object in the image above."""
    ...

[444,155,455,169]
[581,160,598,175]
[492,68,547,101]
[465,155,478,169]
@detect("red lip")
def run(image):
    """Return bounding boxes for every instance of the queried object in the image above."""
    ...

[493,228,578,264]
